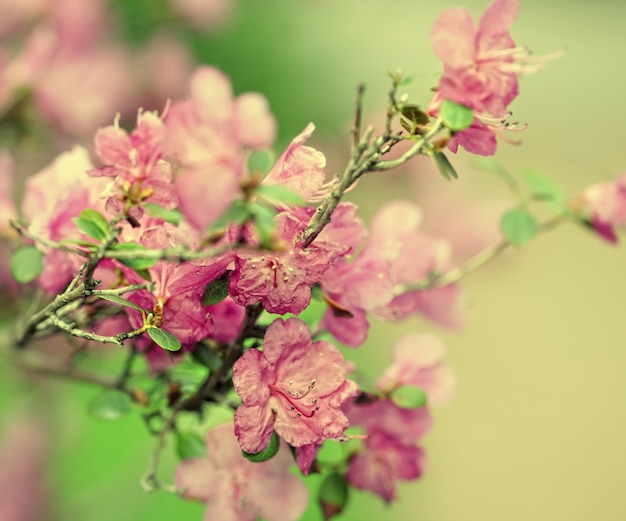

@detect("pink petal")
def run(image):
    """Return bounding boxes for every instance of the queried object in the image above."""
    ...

[234,404,276,454]
[431,7,476,67]
[233,349,273,406]
[94,124,131,166]
[478,0,519,37]
[234,93,277,148]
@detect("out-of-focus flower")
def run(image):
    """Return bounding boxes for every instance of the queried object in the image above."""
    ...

[175,421,308,521]
[170,0,235,30]
[233,317,357,454]
[580,173,626,243]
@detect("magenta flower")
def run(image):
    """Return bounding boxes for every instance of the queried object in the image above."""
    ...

[580,173,626,243]
[232,317,357,454]
[347,432,425,503]
[376,333,457,406]
[175,422,308,521]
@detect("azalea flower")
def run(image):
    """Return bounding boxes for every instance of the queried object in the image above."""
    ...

[232,317,357,454]
[175,422,308,521]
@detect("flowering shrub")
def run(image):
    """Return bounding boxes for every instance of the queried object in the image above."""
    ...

[0,0,623,520]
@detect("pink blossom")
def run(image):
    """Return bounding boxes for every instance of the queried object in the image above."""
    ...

[166,66,276,230]
[376,333,457,406]
[346,398,432,446]
[91,111,176,218]
[0,418,50,521]
[230,204,361,315]
[262,123,327,204]
[347,432,425,503]
[175,422,308,521]
[232,318,357,453]
[580,173,626,243]
[21,146,109,293]
[431,0,521,116]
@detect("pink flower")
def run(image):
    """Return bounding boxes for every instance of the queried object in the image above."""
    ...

[347,432,425,503]
[262,123,327,204]
[232,317,357,454]
[175,422,308,521]
[431,0,522,116]
[21,146,109,293]
[166,66,276,230]
[376,333,457,406]
[230,204,361,315]
[91,111,176,218]
[580,173,626,243]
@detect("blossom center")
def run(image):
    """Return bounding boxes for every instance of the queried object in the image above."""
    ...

[270,379,320,419]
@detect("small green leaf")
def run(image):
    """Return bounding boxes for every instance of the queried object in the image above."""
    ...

[391,385,428,409]
[10,246,43,283]
[147,327,182,352]
[176,431,206,460]
[201,272,230,306]
[248,149,276,174]
[112,242,158,270]
[319,472,349,518]
[249,203,276,248]
[96,294,146,316]
[72,209,110,241]
[88,389,132,421]
[144,203,182,225]
[522,169,567,213]
[501,208,539,246]
[256,184,305,205]
[441,100,474,131]
[210,200,251,230]
[242,431,280,462]
[401,104,429,126]
[397,74,416,87]
[432,150,459,181]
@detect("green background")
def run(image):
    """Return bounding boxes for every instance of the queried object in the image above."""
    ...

[2,0,626,520]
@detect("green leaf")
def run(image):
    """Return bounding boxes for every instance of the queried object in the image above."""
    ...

[10,246,43,283]
[72,209,110,241]
[88,389,132,421]
[256,184,305,205]
[249,203,276,248]
[397,74,416,87]
[112,242,158,270]
[432,150,458,181]
[147,327,182,352]
[144,203,182,225]
[242,431,280,462]
[522,169,567,213]
[96,294,146,316]
[201,272,230,306]
[248,149,275,174]
[210,200,251,230]
[501,208,539,246]
[319,472,349,518]
[401,105,429,126]
[390,385,428,409]
[441,100,474,131]
[176,431,206,460]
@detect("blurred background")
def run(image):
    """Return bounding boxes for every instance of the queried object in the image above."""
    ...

[1,0,625,520]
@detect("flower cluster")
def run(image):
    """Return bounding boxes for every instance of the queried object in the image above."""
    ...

[0,0,617,520]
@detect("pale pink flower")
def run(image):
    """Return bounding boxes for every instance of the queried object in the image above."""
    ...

[91,110,176,218]
[262,123,327,204]
[0,418,50,521]
[175,422,308,521]
[166,66,276,230]
[233,317,358,454]
[347,432,425,503]
[580,173,626,243]
[432,0,521,116]
[21,146,108,293]
[376,333,457,406]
